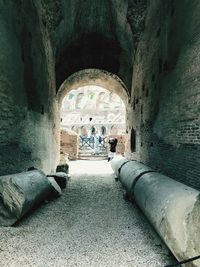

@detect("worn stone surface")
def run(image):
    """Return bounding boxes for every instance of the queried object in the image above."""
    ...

[134,172,200,266]
[49,0,134,90]
[128,0,200,189]
[57,69,129,106]
[47,177,62,198]
[127,0,147,50]
[60,129,78,160]
[119,161,153,197]
[111,156,130,177]
[56,164,69,174]
[0,170,51,226]
[112,157,200,266]
[0,1,59,176]
[47,172,69,189]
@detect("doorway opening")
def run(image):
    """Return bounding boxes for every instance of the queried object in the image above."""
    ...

[57,68,129,161]
[60,85,126,160]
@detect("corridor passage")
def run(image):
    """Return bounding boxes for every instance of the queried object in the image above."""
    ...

[0,161,175,267]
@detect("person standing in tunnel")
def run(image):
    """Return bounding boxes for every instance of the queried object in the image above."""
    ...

[108,137,118,162]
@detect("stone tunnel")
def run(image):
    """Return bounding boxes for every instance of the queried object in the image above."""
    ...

[0,0,200,266]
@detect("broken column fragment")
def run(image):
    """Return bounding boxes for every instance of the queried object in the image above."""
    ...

[111,157,200,266]
[47,172,69,189]
[134,172,200,267]
[118,160,153,197]
[110,156,129,177]
[0,170,52,226]
[56,164,69,174]
[47,177,62,198]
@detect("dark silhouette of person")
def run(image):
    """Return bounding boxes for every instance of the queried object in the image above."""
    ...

[108,137,118,162]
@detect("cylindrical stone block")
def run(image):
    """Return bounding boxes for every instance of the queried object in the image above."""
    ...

[134,172,200,266]
[110,156,129,177]
[0,170,52,226]
[119,161,153,196]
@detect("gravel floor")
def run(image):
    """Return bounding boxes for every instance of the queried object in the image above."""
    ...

[0,160,176,267]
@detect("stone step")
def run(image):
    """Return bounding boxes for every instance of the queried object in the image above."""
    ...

[78,151,107,155]
[78,155,108,160]
[78,152,107,157]
[78,153,108,156]
[78,150,108,160]
[79,148,107,152]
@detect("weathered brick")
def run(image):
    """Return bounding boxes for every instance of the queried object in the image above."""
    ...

[128,0,200,190]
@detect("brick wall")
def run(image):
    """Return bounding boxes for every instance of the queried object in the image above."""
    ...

[60,130,78,160]
[129,0,200,189]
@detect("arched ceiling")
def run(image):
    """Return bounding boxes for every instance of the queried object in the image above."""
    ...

[41,0,134,91]
[40,0,147,93]
[55,33,122,89]
[57,69,129,106]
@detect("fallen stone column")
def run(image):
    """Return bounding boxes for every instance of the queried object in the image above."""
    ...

[0,170,52,226]
[110,156,130,177]
[111,157,200,266]
[119,161,153,197]
[134,172,200,266]
[111,157,153,197]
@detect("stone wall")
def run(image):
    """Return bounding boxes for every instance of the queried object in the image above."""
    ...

[0,1,59,175]
[42,0,134,92]
[60,130,78,160]
[1,0,200,190]
[129,0,200,189]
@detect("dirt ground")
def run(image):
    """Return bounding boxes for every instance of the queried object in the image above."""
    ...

[0,160,176,267]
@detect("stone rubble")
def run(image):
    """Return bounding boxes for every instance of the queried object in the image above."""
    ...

[47,177,62,198]
[47,172,69,189]
[0,170,52,226]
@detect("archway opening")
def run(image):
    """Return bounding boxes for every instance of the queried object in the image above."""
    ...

[57,69,129,162]
[60,85,126,160]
